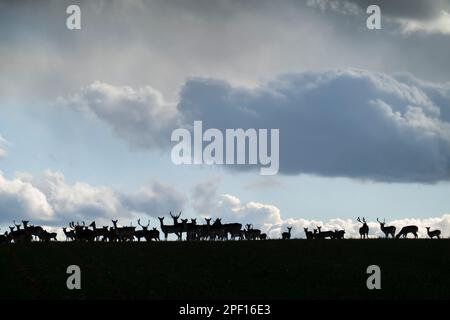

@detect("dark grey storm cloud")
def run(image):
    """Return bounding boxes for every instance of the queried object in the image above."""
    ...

[65,69,450,183]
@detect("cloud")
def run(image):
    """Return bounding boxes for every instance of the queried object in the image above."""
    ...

[59,81,179,149]
[308,0,450,35]
[0,170,186,226]
[64,70,450,182]
[0,171,54,222]
[179,70,450,182]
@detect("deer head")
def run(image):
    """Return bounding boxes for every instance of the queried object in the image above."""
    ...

[191,218,197,224]
[376,218,385,226]
[205,218,211,225]
[138,219,150,229]
[13,220,21,230]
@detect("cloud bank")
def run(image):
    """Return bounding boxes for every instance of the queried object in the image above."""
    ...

[63,69,450,183]
[0,170,186,226]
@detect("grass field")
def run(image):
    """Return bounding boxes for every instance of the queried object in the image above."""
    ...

[0,239,449,299]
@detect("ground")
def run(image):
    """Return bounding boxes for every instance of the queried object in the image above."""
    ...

[0,239,448,299]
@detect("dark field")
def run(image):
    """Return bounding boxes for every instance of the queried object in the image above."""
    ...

[0,239,449,299]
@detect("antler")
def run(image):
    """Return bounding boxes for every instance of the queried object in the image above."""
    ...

[377,218,381,223]
[362,217,366,223]
[177,211,182,218]
[138,219,143,227]
[146,220,150,227]
[357,217,361,223]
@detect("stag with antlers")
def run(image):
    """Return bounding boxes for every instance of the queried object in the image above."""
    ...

[357,217,369,239]
[377,218,396,238]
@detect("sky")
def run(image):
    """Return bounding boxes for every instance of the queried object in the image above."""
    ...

[1,0,450,238]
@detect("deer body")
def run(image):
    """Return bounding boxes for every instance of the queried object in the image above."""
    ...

[357,217,369,239]
[377,218,396,238]
[426,227,441,239]
[396,225,419,239]
[282,227,292,240]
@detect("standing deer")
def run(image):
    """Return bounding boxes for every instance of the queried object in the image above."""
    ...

[396,225,419,239]
[282,227,292,240]
[244,224,261,240]
[158,217,182,241]
[357,217,369,239]
[426,227,441,239]
[62,227,75,241]
[134,219,150,242]
[111,220,135,242]
[304,227,314,239]
[377,218,396,238]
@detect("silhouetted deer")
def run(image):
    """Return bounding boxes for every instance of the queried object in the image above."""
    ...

[377,218,396,238]
[426,227,441,239]
[62,227,75,241]
[357,217,369,239]
[396,225,419,239]
[334,229,345,239]
[211,218,228,240]
[223,222,242,240]
[304,227,314,239]
[89,221,108,241]
[316,226,334,239]
[260,233,267,240]
[111,220,135,242]
[0,230,10,244]
[70,221,95,242]
[244,224,261,240]
[282,227,292,240]
[134,219,150,241]
[40,230,57,242]
[158,217,182,241]
[9,221,31,243]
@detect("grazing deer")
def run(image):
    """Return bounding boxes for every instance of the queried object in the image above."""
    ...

[377,218,396,238]
[334,229,345,239]
[357,217,369,239]
[396,225,419,239]
[304,227,314,239]
[426,227,441,239]
[62,227,75,241]
[316,226,334,239]
[282,227,292,240]
[158,217,182,241]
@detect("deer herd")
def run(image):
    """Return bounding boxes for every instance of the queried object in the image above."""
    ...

[0,213,444,244]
